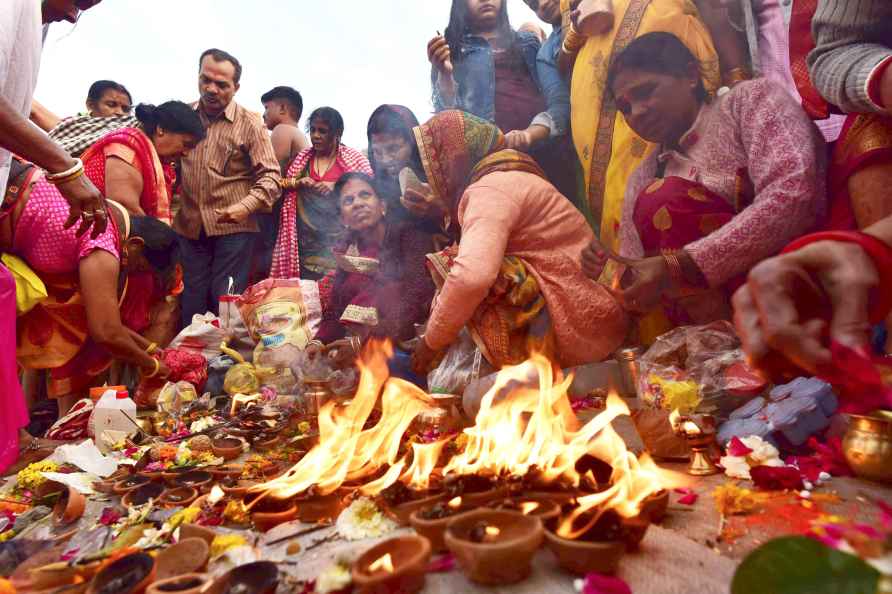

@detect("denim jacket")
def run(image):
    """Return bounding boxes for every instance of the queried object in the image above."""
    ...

[535,25,571,138]
[431,31,570,137]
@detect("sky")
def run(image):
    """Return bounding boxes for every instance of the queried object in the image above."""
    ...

[36,1,540,148]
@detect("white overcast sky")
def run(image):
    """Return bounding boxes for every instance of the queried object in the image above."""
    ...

[35,1,540,148]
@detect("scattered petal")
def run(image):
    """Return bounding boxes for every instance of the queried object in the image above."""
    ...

[677,491,699,506]
[427,553,455,573]
[581,573,632,594]
[750,465,804,491]
[727,436,753,457]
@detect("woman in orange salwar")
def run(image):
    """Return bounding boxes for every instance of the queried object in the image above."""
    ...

[409,111,627,375]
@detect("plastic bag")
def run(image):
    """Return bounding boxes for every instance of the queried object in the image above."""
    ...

[2,253,47,315]
[427,329,490,396]
[224,363,261,396]
[168,313,227,360]
[207,355,235,396]
[219,295,256,361]
[156,381,198,417]
[237,278,322,370]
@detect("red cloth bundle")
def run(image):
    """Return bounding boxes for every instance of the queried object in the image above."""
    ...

[160,348,208,393]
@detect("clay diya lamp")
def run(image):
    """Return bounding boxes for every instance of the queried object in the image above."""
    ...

[641,489,669,524]
[295,488,354,524]
[206,561,279,594]
[444,509,544,585]
[154,538,210,581]
[211,437,243,462]
[220,477,259,499]
[246,493,299,532]
[122,482,165,507]
[443,476,509,507]
[209,463,244,481]
[137,467,165,482]
[159,487,199,509]
[543,509,628,575]
[251,433,280,453]
[377,483,448,527]
[113,474,151,496]
[53,484,86,525]
[409,496,474,552]
[173,470,213,492]
[352,535,432,594]
[490,497,562,528]
[161,467,192,486]
[86,552,155,594]
[146,573,212,594]
[94,468,131,494]
[179,523,217,546]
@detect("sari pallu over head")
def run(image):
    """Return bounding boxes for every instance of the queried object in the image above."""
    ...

[80,126,174,224]
[412,111,557,367]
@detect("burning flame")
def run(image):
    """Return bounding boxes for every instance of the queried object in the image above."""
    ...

[255,343,435,498]
[369,553,394,574]
[485,526,501,537]
[448,496,462,509]
[520,502,540,515]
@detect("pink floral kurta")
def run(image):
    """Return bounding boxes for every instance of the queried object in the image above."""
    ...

[618,78,828,288]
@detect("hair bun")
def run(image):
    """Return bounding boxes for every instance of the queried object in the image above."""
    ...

[134,103,157,124]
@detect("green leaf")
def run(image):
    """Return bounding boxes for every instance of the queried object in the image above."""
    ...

[732,536,880,594]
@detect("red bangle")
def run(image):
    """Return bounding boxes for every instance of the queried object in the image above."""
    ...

[781,231,892,323]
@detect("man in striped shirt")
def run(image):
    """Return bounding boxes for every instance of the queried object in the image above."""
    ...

[174,48,281,326]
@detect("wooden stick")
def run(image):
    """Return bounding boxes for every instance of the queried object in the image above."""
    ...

[265,523,332,546]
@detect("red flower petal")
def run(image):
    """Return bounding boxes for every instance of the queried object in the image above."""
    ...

[427,553,456,573]
[727,436,753,457]
[750,465,804,491]
[583,573,633,594]
[678,492,699,505]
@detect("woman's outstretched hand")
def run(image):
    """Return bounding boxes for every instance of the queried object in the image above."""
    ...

[732,240,877,377]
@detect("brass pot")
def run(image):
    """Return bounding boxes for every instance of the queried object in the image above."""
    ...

[842,413,892,483]
[303,378,334,414]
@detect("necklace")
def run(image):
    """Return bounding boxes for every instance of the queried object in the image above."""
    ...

[313,147,338,179]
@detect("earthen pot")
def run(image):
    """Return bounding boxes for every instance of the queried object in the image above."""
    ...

[444,509,544,585]
[209,463,243,480]
[295,488,353,524]
[172,470,213,492]
[490,497,561,527]
[621,514,651,551]
[161,467,192,485]
[220,478,258,499]
[252,434,280,452]
[145,573,212,594]
[248,494,299,532]
[211,438,243,462]
[93,468,131,493]
[408,505,475,552]
[543,527,626,575]
[113,475,151,495]
[205,561,279,594]
[122,482,165,507]
[86,552,155,594]
[154,538,210,581]
[179,523,217,546]
[641,489,669,524]
[53,484,86,525]
[159,487,199,509]
[384,492,448,526]
[352,535,432,594]
[457,486,510,507]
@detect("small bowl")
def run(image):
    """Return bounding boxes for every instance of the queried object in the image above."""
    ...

[249,495,299,532]
[352,535,432,594]
[252,434,280,452]
[205,561,278,594]
[173,470,213,492]
[843,413,892,483]
[211,438,243,462]
[86,552,155,594]
[456,486,510,507]
[444,509,544,585]
[489,497,562,526]
[543,528,626,575]
[159,487,199,508]
[137,468,166,481]
[383,493,447,526]
[641,489,670,523]
[154,538,210,581]
[161,467,192,485]
[179,524,217,546]
[53,484,86,525]
[122,482,165,507]
[295,489,353,524]
[146,573,212,594]
[221,479,259,499]
[409,505,475,552]
[113,475,151,495]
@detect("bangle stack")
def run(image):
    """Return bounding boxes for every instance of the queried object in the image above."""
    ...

[561,23,586,55]
[145,342,159,355]
[45,158,84,186]
[661,250,686,289]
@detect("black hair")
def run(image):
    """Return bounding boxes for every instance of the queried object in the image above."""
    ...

[607,32,708,102]
[445,0,511,64]
[130,216,177,272]
[306,107,344,138]
[87,80,132,106]
[334,172,379,205]
[134,101,206,141]
[366,105,420,178]
[199,48,243,84]
[261,86,304,121]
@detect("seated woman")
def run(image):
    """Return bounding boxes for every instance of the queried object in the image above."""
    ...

[428,0,578,201]
[311,173,436,381]
[367,105,422,225]
[48,80,138,156]
[582,33,827,330]
[273,107,373,280]
[3,102,205,416]
[409,111,628,377]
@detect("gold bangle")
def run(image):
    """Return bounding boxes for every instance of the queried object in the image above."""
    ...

[662,250,686,288]
[143,357,161,379]
[46,158,84,185]
[722,67,751,87]
[145,342,158,354]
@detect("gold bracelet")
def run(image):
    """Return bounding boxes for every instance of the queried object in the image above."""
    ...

[143,357,161,379]
[722,67,751,87]
[145,342,158,355]
[46,158,84,185]
[280,177,301,190]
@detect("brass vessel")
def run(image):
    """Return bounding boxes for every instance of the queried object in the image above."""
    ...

[842,413,892,483]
